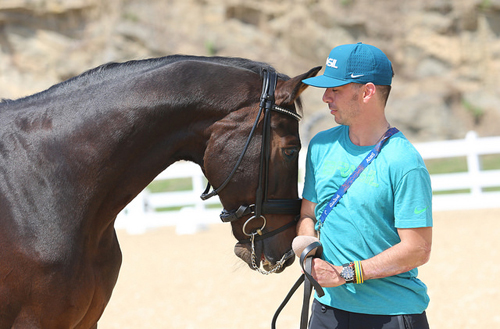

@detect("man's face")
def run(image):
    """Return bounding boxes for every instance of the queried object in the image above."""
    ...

[322,83,363,126]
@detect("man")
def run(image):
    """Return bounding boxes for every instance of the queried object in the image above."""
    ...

[297,43,433,328]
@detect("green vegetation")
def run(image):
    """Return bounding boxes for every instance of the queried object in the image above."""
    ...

[147,178,192,193]
[424,154,500,194]
[145,177,222,212]
[123,12,139,22]
[462,99,485,124]
[205,40,217,56]
[424,154,500,175]
[155,203,221,213]
[481,154,500,170]
[424,157,467,175]
[479,0,493,11]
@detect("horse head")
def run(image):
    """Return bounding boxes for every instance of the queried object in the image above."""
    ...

[203,66,321,273]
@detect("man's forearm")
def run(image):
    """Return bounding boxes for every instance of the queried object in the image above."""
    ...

[361,227,432,281]
[297,198,318,237]
[296,216,317,237]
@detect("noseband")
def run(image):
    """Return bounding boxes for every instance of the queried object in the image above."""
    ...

[201,69,301,274]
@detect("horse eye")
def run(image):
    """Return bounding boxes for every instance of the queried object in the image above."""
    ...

[282,147,299,161]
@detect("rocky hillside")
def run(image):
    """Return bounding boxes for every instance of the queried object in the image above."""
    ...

[1,0,499,142]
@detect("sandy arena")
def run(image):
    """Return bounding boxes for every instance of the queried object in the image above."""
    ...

[99,208,500,329]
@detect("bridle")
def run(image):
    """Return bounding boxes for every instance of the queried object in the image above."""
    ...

[200,68,302,274]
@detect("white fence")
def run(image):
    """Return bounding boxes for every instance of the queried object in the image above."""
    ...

[413,131,500,211]
[116,131,500,234]
[115,161,222,234]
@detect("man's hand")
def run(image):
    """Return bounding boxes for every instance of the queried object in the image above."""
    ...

[311,258,346,287]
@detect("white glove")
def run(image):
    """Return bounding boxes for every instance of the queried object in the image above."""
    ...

[292,235,320,258]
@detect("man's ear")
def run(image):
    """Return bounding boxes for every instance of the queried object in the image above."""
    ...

[362,83,377,103]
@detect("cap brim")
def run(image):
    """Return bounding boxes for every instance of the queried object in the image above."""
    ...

[302,75,350,88]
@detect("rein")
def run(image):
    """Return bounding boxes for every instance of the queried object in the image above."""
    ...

[200,69,302,274]
[271,241,324,329]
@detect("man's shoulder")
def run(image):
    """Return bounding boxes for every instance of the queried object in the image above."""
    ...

[385,132,427,168]
[388,132,420,154]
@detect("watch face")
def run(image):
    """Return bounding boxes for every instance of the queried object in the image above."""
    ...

[341,266,354,281]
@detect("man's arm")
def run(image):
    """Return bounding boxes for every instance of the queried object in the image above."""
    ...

[297,198,432,287]
[297,199,346,286]
[361,226,432,280]
[296,198,318,237]
[308,226,432,287]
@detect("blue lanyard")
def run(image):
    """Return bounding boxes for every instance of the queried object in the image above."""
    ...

[318,127,399,227]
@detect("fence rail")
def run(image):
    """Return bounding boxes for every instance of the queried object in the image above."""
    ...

[413,131,500,211]
[116,131,500,234]
[116,162,222,234]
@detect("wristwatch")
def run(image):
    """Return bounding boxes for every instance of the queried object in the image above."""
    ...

[340,263,355,284]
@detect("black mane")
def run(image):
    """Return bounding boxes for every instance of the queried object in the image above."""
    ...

[1,55,289,106]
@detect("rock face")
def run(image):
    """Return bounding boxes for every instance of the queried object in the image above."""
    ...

[1,0,499,141]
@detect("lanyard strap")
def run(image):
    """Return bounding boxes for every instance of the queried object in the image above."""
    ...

[318,127,399,227]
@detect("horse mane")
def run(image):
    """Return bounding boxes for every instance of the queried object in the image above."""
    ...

[0,55,292,107]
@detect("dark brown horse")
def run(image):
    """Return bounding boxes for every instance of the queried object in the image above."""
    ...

[0,55,320,328]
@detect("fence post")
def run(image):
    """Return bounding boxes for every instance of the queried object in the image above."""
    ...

[192,169,206,211]
[465,131,482,196]
[123,190,149,234]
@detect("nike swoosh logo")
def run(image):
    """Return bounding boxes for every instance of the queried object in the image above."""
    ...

[414,207,427,215]
[351,74,364,78]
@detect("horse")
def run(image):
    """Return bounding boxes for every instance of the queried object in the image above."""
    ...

[0,54,320,328]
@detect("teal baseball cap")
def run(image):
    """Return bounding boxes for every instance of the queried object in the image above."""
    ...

[302,42,393,88]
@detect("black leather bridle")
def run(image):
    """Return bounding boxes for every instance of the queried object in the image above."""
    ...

[200,68,302,271]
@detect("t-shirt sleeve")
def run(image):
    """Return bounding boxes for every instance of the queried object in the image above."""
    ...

[394,167,433,228]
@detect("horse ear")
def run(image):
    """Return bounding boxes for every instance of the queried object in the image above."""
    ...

[278,66,322,105]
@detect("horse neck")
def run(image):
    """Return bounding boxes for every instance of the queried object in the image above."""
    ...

[65,92,220,207]
[0,90,211,228]
[4,61,260,228]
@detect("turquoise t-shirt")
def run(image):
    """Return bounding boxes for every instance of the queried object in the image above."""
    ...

[302,125,432,315]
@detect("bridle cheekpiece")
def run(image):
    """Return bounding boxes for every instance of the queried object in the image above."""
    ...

[200,68,302,274]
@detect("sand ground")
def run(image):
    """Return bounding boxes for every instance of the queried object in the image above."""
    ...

[98,208,500,329]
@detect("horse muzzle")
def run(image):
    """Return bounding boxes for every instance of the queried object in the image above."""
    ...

[234,239,295,274]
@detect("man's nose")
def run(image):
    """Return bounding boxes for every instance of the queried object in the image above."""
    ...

[322,88,332,103]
